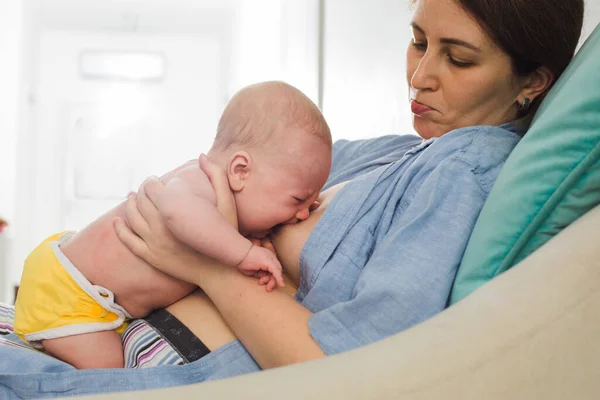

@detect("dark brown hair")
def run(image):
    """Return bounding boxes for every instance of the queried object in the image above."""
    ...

[410,0,584,120]
[455,0,584,119]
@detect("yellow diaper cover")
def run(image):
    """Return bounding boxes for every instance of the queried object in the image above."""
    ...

[14,232,132,348]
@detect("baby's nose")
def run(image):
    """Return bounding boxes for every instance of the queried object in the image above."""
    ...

[295,208,310,221]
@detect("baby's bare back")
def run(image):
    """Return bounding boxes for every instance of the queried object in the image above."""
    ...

[60,160,199,318]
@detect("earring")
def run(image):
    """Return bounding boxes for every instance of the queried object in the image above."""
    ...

[518,97,531,111]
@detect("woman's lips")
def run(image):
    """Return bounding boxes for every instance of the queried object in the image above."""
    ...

[411,100,434,116]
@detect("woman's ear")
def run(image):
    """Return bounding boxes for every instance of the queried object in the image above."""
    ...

[518,66,554,104]
[227,151,252,192]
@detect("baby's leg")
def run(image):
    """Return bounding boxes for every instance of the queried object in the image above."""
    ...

[42,330,124,369]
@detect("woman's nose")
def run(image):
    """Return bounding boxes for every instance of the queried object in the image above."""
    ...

[410,52,439,92]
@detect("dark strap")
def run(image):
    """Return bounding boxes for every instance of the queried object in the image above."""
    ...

[144,308,211,363]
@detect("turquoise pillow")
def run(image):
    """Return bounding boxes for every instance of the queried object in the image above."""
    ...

[450,23,600,304]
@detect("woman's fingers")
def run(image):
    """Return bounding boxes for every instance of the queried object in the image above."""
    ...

[136,177,168,233]
[124,193,150,238]
[199,154,238,229]
[140,176,164,206]
[113,217,150,260]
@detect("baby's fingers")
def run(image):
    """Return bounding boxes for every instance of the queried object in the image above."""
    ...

[255,271,270,279]
[259,275,271,285]
[266,277,277,292]
[309,200,321,212]
[263,265,284,288]
[270,266,285,288]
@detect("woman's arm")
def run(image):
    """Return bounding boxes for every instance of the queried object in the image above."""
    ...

[192,259,324,368]
[115,169,325,369]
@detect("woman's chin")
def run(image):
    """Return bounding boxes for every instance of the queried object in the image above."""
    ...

[412,117,444,140]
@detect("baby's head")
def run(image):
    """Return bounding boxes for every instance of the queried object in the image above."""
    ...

[209,81,332,237]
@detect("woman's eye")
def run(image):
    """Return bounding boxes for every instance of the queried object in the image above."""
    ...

[411,40,427,51]
[448,54,473,68]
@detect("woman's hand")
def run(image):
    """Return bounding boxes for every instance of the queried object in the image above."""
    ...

[113,177,212,283]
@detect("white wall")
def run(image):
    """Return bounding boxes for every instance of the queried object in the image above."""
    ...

[3,0,321,302]
[582,0,600,46]
[230,0,320,104]
[5,31,223,297]
[322,0,414,142]
[0,0,25,303]
[0,0,22,224]
[322,1,600,143]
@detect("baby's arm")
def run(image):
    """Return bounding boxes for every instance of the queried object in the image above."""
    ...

[154,163,284,288]
[156,164,252,267]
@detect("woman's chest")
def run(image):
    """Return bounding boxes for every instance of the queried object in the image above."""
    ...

[297,161,422,311]
[298,222,377,312]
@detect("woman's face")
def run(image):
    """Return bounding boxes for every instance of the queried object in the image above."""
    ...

[406,0,525,139]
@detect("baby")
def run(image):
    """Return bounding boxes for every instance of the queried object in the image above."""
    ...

[14,81,332,369]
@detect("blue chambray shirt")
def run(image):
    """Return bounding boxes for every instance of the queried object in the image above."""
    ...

[0,124,522,398]
[298,124,523,355]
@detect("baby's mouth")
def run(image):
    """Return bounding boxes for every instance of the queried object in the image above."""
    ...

[250,229,272,239]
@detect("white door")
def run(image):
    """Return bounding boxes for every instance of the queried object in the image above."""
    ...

[33,31,222,232]
[7,32,223,295]
[61,103,139,229]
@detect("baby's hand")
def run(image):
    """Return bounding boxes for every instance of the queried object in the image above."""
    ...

[238,245,284,292]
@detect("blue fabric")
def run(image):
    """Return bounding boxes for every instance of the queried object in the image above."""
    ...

[0,333,259,398]
[0,124,521,398]
[300,124,522,354]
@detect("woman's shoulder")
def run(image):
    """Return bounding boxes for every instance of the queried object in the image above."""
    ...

[333,134,422,160]
[424,124,522,192]
[434,123,522,145]
[327,134,423,187]
[431,124,521,165]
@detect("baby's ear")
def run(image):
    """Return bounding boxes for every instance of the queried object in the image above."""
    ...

[228,151,251,192]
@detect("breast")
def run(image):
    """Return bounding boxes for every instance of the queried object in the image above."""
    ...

[271,181,348,288]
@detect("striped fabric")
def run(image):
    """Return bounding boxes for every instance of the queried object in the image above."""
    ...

[1,302,192,369]
[0,335,38,353]
[0,302,15,335]
[122,319,186,368]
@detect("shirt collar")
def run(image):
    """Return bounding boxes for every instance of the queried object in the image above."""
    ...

[499,120,528,137]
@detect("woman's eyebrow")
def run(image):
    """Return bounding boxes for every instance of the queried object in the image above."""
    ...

[440,38,481,52]
[410,22,426,35]
[410,22,481,53]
